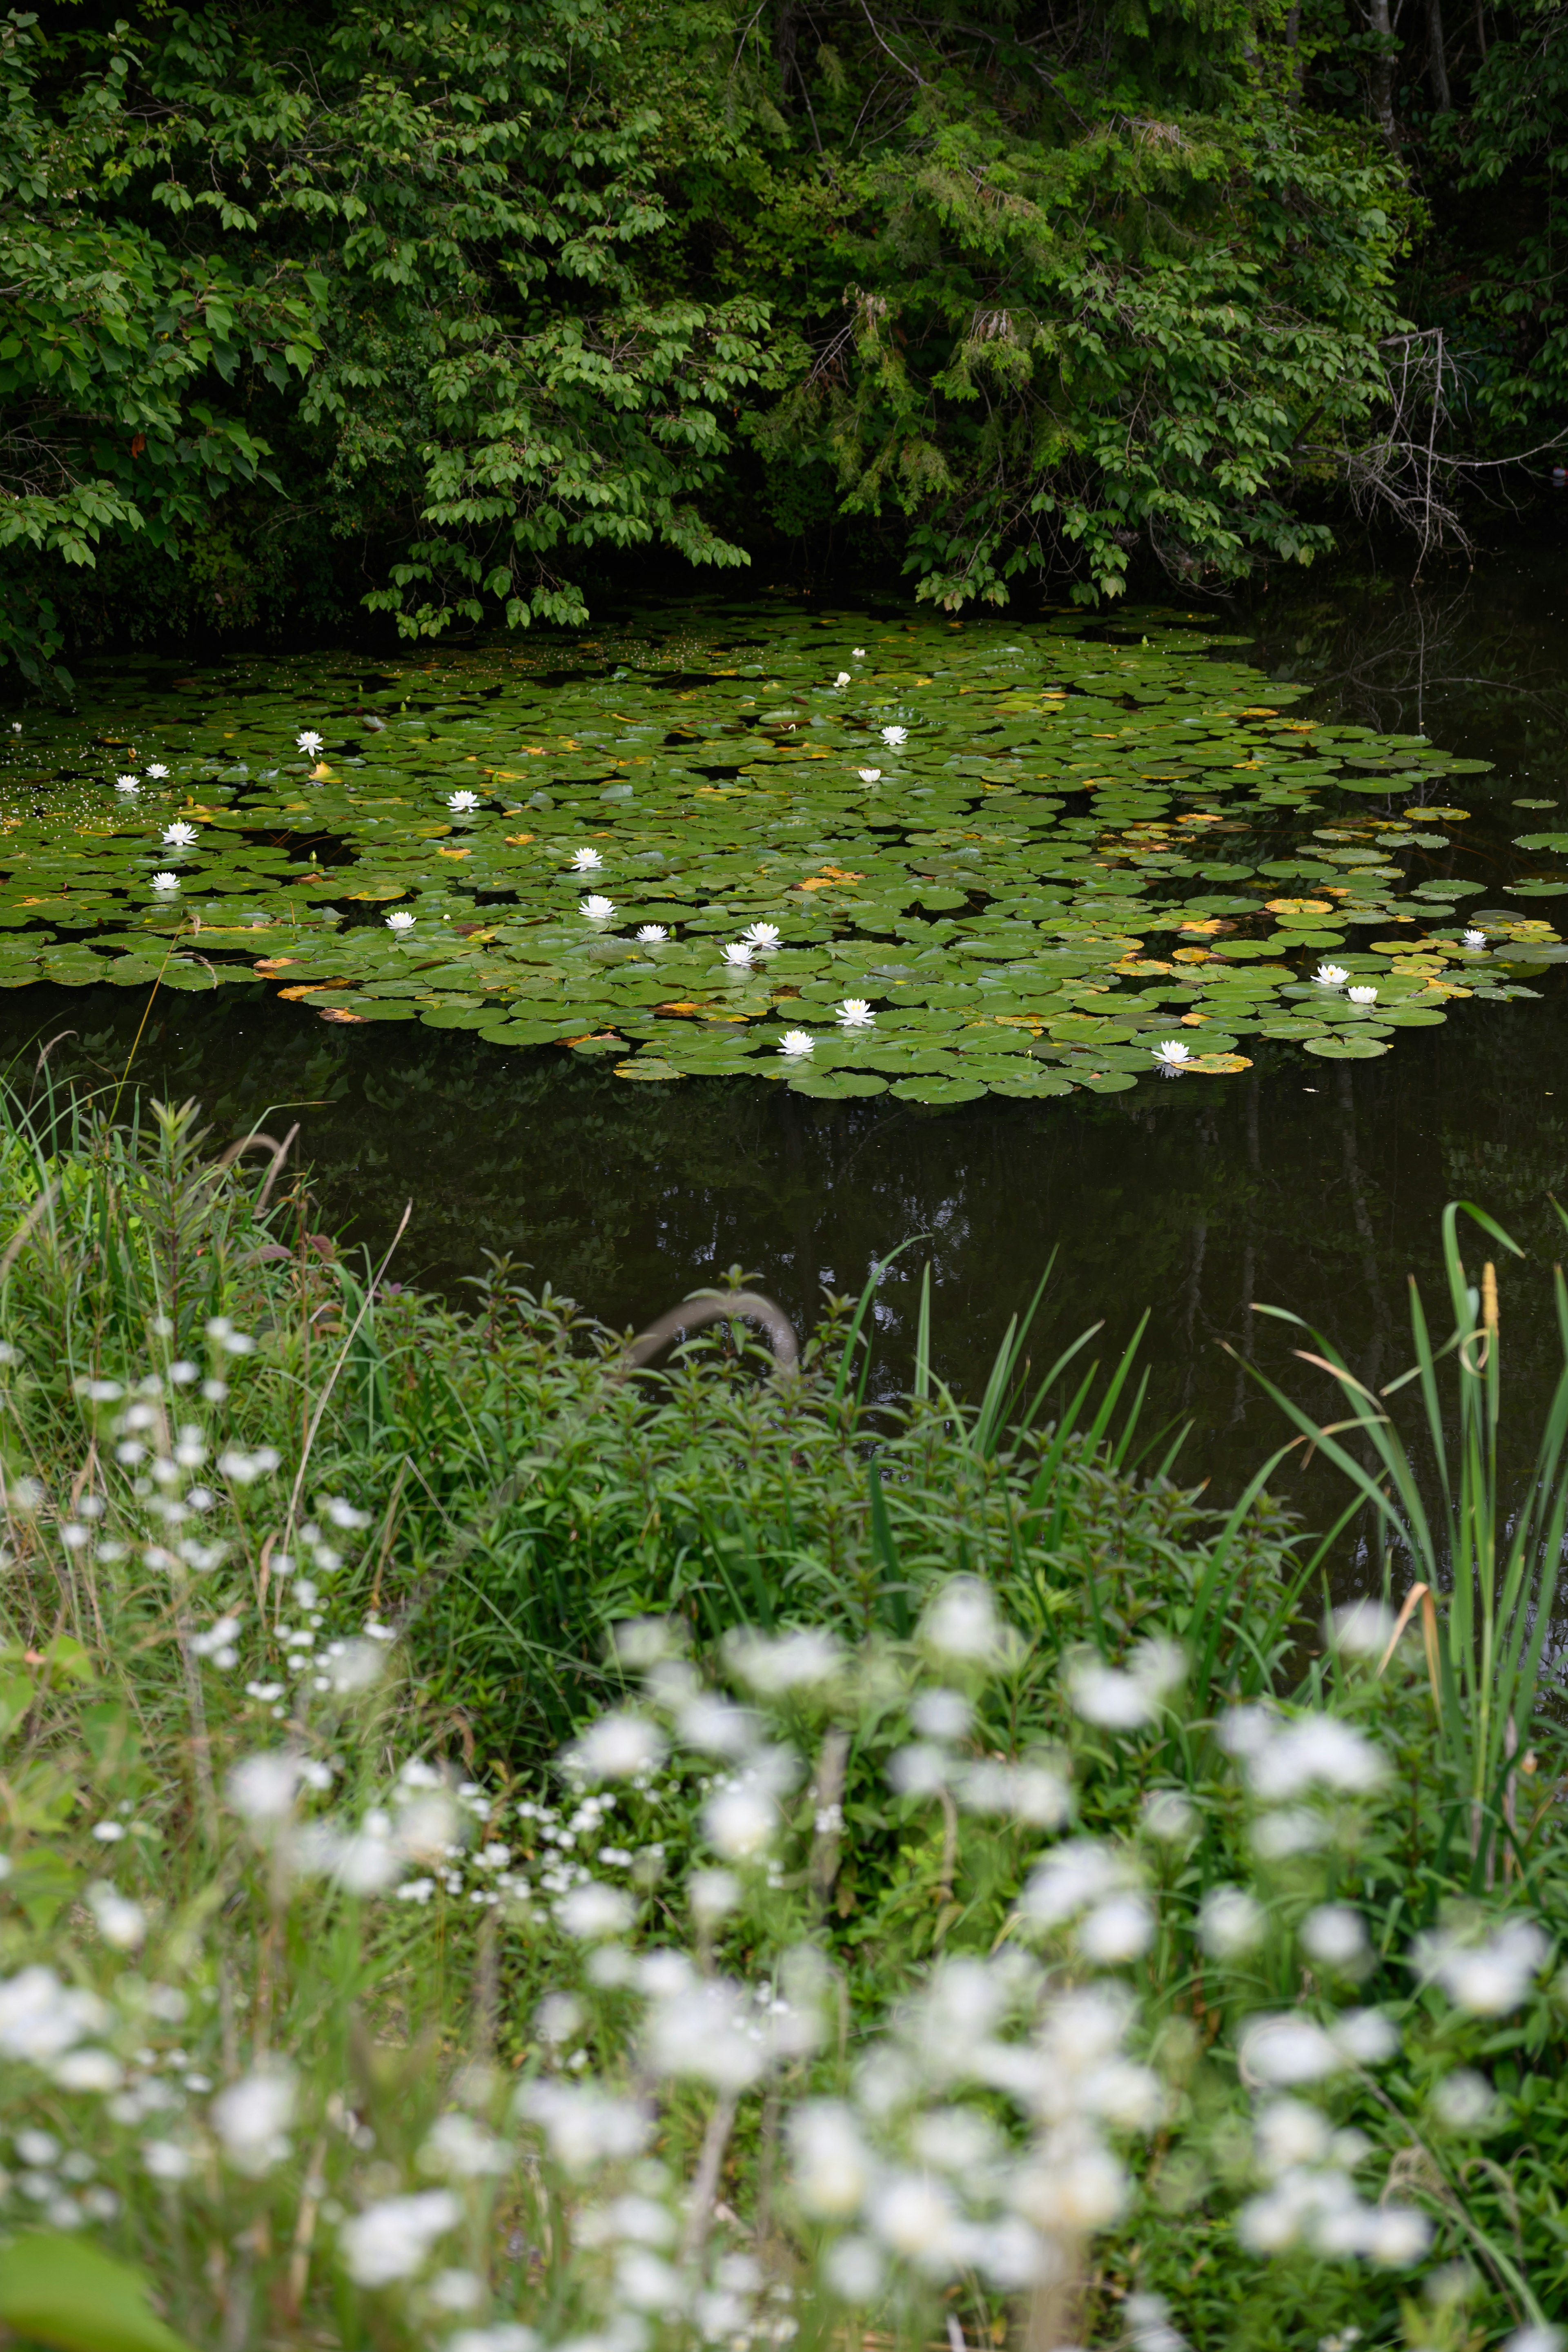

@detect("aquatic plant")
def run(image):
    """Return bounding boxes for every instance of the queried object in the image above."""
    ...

[0,608,1555,1105]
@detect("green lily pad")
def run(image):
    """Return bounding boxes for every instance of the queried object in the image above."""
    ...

[1304,1034,1391,1058]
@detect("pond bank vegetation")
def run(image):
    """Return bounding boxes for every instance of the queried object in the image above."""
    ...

[0,1093,1564,2351]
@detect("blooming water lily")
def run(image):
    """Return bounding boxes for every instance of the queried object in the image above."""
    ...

[572,846,603,871]
[742,922,781,949]
[1463,928,1486,947]
[145,762,169,780]
[636,924,669,944]
[723,942,754,967]
[296,731,323,755]
[780,1030,814,1057]
[151,872,180,893]
[1348,984,1378,1004]
[581,895,616,921]
[447,790,479,813]
[114,774,139,793]
[386,911,416,932]
[1314,964,1349,987]
[838,999,875,1028]
[881,724,908,748]
[162,822,198,848]
[1154,1039,1190,1070]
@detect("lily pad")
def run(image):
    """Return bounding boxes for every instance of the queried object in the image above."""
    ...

[1304,1034,1391,1058]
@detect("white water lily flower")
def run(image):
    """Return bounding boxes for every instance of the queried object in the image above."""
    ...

[636,924,668,943]
[780,1029,813,1057]
[881,724,908,747]
[853,646,866,657]
[447,790,480,813]
[296,731,323,756]
[341,2188,460,2285]
[385,910,416,932]
[858,767,882,783]
[150,872,180,893]
[572,846,603,871]
[145,762,169,780]
[835,670,851,687]
[1463,928,1487,948]
[1154,1038,1189,1070]
[724,941,755,967]
[1314,963,1350,986]
[1348,984,1379,1004]
[1412,1917,1548,2015]
[742,922,781,949]
[162,822,198,848]
[581,894,616,920]
[837,998,875,1029]
[114,774,140,792]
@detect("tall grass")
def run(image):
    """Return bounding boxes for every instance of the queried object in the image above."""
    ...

[1245,1200,1568,1886]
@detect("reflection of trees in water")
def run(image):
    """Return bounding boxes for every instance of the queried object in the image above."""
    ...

[1234,553,1568,776]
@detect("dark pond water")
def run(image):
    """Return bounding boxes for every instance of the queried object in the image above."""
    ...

[8,534,1568,1531]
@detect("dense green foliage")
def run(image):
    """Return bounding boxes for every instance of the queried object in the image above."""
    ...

[2,0,1423,680]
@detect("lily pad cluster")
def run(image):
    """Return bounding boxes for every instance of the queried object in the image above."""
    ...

[0,604,1557,1102]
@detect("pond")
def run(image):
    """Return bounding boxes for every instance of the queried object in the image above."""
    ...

[4,535,1568,1513]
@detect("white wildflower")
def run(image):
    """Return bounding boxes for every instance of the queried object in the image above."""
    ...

[1141,1789,1196,1842]
[867,2172,962,2272]
[825,2236,884,2301]
[227,1752,301,1824]
[1199,1885,1267,1958]
[212,2062,295,2174]
[85,1884,147,1950]
[341,2189,460,2285]
[1238,2014,1345,2086]
[1325,1599,1395,1657]
[1412,1918,1548,2016]
[557,1882,635,1940]
[0,1969,107,2063]
[1240,1711,1390,1801]
[645,1977,770,2091]
[567,1711,665,1782]
[1067,1637,1185,1729]
[922,1575,1002,1662]
[1302,1904,1368,1968]
[53,2047,123,2092]
[726,1626,840,1692]
[704,1783,777,1862]
[420,2113,510,2178]
[1255,2097,1334,2174]
[517,2082,649,2174]
[1432,2069,1499,2130]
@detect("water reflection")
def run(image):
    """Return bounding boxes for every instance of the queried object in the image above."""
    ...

[8,539,1568,1549]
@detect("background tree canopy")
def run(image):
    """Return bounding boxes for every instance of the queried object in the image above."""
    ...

[0,0,1561,676]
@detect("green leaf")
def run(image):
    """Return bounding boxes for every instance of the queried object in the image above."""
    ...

[0,2235,197,2352]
